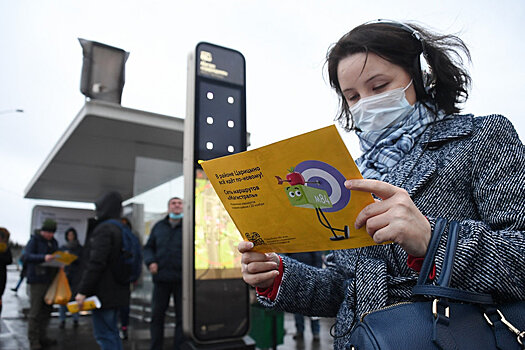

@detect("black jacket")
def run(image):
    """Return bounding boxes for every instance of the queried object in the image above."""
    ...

[143,216,182,282]
[77,191,130,309]
[0,245,12,292]
[25,233,58,284]
[0,246,12,271]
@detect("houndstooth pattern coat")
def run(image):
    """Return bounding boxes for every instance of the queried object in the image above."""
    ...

[257,114,525,349]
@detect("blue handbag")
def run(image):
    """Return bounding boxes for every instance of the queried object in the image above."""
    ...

[348,218,525,349]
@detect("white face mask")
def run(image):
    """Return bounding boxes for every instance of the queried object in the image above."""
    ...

[350,80,414,132]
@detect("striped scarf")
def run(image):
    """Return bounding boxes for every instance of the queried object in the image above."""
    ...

[356,103,446,180]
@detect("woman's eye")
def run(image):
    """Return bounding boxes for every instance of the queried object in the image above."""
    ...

[346,94,358,102]
[372,83,388,91]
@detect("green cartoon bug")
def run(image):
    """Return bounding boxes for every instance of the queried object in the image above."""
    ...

[276,168,349,241]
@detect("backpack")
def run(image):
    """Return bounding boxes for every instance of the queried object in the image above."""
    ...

[105,219,143,285]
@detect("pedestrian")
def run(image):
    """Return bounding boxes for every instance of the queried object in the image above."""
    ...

[11,247,27,294]
[0,227,13,316]
[239,19,525,349]
[286,252,323,342]
[58,227,83,329]
[118,216,142,341]
[75,191,130,350]
[143,197,185,349]
[25,219,59,350]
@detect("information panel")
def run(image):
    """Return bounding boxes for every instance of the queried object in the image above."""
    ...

[183,42,250,345]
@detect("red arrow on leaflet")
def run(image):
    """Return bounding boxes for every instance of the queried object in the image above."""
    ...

[275,167,305,185]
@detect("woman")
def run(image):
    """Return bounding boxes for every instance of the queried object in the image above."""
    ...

[239,20,525,349]
[0,227,13,316]
[58,227,83,329]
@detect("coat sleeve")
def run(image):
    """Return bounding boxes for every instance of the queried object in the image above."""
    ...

[257,254,347,317]
[77,225,114,295]
[24,237,46,263]
[432,115,525,302]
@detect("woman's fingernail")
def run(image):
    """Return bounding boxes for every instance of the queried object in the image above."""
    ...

[248,241,254,249]
[345,180,352,188]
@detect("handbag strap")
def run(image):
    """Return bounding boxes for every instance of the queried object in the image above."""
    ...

[413,285,494,304]
[417,217,447,285]
[412,219,494,304]
[435,220,459,287]
[412,218,520,349]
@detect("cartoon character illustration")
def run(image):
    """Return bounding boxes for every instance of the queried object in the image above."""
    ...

[276,166,350,241]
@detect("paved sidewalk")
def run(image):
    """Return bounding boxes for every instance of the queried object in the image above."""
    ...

[1,266,334,350]
[0,265,166,350]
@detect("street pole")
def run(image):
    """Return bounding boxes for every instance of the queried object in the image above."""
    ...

[0,109,24,115]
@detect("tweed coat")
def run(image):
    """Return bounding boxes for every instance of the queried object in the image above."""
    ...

[257,114,525,349]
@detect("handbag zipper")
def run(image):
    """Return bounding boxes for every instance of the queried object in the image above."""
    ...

[360,301,413,322]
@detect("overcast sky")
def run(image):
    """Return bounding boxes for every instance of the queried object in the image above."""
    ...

[1,0,524,244]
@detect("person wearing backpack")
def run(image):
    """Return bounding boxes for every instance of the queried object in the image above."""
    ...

[143,197,184,350]
[75,191,130,350]
[117,216,142,340]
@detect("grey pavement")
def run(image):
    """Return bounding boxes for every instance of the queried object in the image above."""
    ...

[1,265,334,350]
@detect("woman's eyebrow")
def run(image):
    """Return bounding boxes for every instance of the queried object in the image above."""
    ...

[342,74,388,93]
[365,74,388,84]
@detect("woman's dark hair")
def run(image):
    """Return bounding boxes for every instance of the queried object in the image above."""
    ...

[64,227,78,242]
[326,21,471,131]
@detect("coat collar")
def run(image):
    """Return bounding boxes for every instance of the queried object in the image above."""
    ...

[383,114,474,196]
[423,114,474,148]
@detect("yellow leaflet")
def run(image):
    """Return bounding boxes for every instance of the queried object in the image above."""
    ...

[201,125,375,253]
[52,251,78,265]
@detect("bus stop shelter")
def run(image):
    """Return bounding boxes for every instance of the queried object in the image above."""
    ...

[24,100,184,203]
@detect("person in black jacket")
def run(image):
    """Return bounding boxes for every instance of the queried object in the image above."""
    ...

[75,191,129,350]
[0,227,13,317]
[25,219,59,350]
[143,197,184,350]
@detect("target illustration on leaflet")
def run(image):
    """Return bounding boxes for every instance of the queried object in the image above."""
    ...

[275,160,351,241]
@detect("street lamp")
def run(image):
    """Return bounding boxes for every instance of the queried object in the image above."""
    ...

[0,109,24,115]
[78,38,129,104]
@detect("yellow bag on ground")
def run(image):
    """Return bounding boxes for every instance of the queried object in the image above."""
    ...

[54,268,72,305]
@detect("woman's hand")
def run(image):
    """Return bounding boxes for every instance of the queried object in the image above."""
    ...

[346,179,431,257]
[238,241,280,289]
